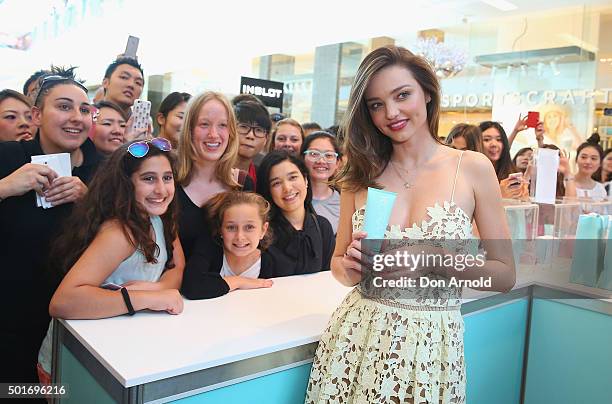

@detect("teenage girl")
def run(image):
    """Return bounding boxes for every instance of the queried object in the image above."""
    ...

[37,138,184,382]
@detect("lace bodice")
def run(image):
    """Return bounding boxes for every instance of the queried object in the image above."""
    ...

[352,200,472,239]
[353,151,473,308]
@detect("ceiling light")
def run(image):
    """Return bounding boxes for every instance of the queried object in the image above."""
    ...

[480,0,518,11]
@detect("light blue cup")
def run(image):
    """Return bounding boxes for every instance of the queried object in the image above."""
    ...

[363,188,397,240]
[598,217,612,290]
[569,214,606,287]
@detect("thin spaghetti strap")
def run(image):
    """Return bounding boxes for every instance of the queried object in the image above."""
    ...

[450,151,465,203]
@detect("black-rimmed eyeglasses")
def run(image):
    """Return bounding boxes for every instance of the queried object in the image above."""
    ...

[237,123,268,138]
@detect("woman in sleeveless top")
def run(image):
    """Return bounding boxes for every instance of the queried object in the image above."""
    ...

[305,46,516,404]
[37,140,184,383]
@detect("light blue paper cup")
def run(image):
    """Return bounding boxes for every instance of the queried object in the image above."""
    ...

[363,187,397,239]
[570,214,605,287]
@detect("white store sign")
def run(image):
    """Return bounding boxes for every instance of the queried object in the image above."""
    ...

[441,88,612,108]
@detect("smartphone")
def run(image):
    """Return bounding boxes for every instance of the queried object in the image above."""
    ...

[508,172,523,188]
[526,111,540,128]
[131,100,151,132]
[101,282,122,290]
[124,35,139,58]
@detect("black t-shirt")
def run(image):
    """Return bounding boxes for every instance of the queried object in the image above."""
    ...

[0,136,101,382]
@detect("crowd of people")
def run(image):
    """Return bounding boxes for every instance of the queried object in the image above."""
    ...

[0,44,603,402]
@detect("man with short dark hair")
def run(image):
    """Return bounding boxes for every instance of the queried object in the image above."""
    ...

[23,69,51,101]
[102,57,144,115]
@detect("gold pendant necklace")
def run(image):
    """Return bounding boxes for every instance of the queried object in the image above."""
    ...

[390,161,414,189]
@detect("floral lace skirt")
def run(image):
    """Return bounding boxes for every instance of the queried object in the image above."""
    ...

[305,288,466,404]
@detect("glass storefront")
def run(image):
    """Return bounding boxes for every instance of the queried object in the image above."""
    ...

[249,5,612,154]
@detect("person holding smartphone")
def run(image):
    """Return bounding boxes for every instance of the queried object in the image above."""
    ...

[479,121,527,199]
[102,57,145,117]
[507,113,545,149]
[0,73,101,383]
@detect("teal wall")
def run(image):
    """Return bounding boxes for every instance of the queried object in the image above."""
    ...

[59,345,115,404]
[524,299,612,404]
[173,364,311,403]
[464,298,529,404]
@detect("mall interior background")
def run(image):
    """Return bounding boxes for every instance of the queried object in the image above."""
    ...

[1,0,611,155]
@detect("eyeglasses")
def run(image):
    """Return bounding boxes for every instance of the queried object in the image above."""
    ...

[303,149,339,163]
[127,137,172,158]
[33,75,89,106]
[237,123,268,138]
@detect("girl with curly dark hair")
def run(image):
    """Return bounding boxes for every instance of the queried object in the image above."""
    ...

[37,139,184,382]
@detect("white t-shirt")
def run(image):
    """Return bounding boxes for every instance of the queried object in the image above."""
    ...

[219,254,261,279]
[576,182,608,200]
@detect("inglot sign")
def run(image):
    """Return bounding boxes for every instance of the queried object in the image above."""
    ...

[240,76,284,111]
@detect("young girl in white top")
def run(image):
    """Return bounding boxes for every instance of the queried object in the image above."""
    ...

[37,138,184,383]
[181,191,274,299]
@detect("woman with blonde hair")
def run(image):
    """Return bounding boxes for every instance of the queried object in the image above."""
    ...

[541,106,582,149]
[269,117,304,156]
[305,45,515,403]
[175,91,254,258]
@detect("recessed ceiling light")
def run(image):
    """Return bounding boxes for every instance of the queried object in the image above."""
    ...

[480,0,518,11]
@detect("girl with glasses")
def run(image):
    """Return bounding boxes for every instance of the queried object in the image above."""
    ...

[0,74,101,383]
[37,138,184,384]
[300,131,342,234]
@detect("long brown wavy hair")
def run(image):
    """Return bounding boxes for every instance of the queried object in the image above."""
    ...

[335,45,442,192]
[51,141,178,275]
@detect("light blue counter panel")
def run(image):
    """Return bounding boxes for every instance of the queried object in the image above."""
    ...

[172,363,312,404]
[524,298,612,404]
[464,298,529,404]
[59,344,115,404]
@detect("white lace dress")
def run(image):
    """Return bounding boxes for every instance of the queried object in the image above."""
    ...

[306,154,472,404]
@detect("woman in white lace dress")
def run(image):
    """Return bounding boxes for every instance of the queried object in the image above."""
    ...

[305,46,516,403]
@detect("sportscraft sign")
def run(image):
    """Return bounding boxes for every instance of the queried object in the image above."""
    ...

[240,77,284,111]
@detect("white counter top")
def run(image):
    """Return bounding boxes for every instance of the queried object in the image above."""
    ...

[61,264,612,387]
[61,272,351,387]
